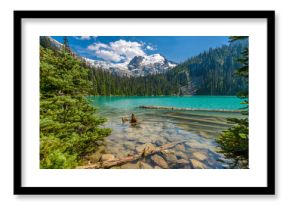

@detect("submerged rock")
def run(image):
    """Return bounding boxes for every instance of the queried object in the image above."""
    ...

[139,162,153,169]
[190,159,207,169]
[175,151,188,160]
[100,154,115,162]
[122,117,129,123]
[161,151,178,164]
[126,133,137,141]
[155,139,166,146]
[138,137,152,144]
[165,135,181,142]
[176,159,189,165]
[150,135,167,146]
[123,141,135,150]
[175,144,186,152]
[87,152,102,163]
[199,131,211,138]
[151,155,169,169]
[110,166,121,169]
[121,163,140,169]
[161,149,175,154]
[136,143,156,154]
[185,141,197,148]
[192,152,207,161]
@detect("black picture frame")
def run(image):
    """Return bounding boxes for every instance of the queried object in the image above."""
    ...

[14,10,275,195]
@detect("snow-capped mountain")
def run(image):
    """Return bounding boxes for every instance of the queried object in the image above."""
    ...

[40,36,177,77]
[84,58,131,76]
[128,54,176,76]
[84,54,176,77]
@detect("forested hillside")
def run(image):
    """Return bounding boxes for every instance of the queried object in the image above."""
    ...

[176,41,248,95]
[88,41,247,96]
[88,68,180,96]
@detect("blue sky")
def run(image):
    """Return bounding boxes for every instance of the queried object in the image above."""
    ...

[51,36,229,63]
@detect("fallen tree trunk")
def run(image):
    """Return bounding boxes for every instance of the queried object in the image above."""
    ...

[139,105,242,113]
[77,140,187,169]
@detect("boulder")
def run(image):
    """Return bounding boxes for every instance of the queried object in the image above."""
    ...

[100,154,115,162]
[151,155,169,169]
[190,159,207,169]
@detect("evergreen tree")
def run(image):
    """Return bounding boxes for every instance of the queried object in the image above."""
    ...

[63,36,71,54]
[216,36,249,168]
[40,46,111,169]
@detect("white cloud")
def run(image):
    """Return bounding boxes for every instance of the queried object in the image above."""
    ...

[146,45,156,51]
[95,50,123,62]
[88,43,109,50]
[88,39,146,63]
[79,36,91,40]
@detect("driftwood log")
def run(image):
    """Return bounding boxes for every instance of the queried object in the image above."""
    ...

[77,140,187,169]
[139,105,242,113]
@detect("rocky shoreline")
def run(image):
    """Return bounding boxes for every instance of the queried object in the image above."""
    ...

[79,139,225,169]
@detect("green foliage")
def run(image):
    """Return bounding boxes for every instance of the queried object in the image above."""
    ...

[40,48,92,96]
[216,118,249,159]
[40,46,111,169]
[216,37,249,168]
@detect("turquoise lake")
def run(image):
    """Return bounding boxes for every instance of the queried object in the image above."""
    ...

[85,96,246,169]
[89,96,244,111]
